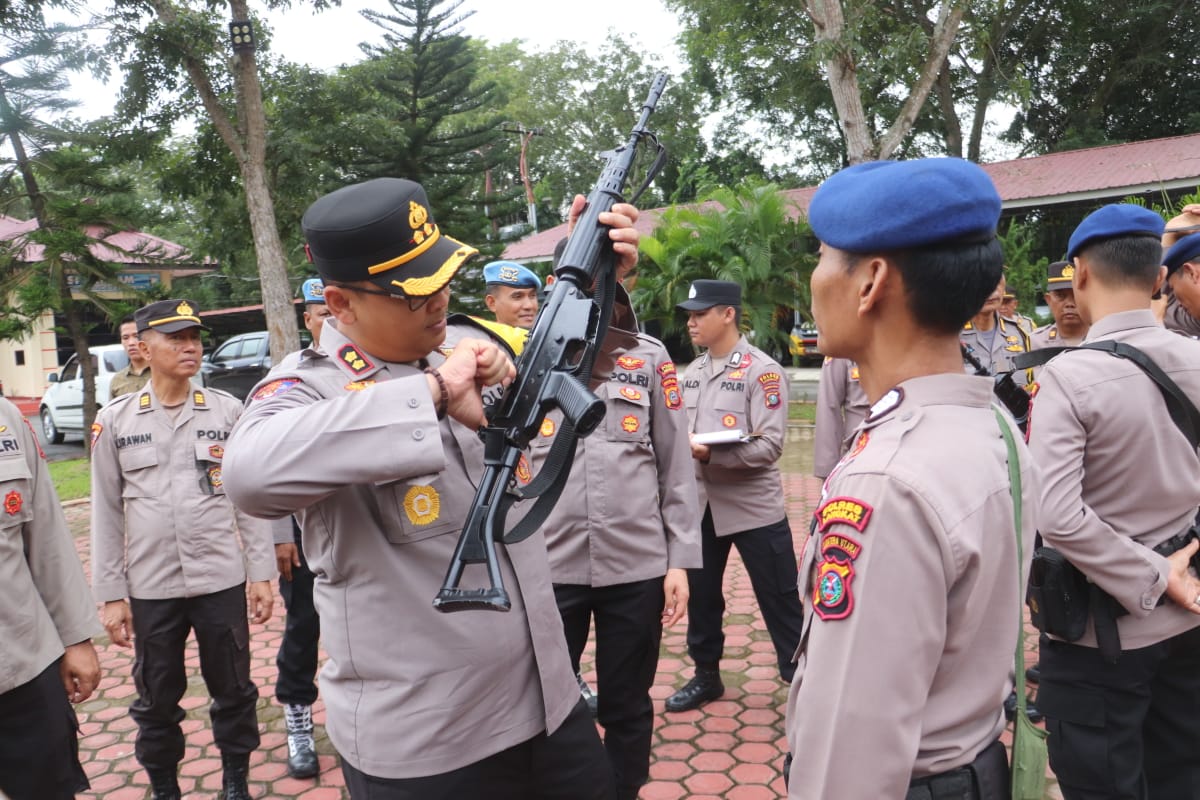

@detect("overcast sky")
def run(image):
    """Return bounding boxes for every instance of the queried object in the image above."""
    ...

[66,0,684,120]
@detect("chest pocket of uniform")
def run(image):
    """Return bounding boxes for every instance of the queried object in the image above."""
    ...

[383,474,460,545]
[193,442,226,496]
[604,386,651,442]
[117,446,159,498]
[713,388,747,431]
[0,456,33,530]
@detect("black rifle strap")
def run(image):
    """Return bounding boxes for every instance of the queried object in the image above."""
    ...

[502,267,620,545]
[1013,342,1200,450]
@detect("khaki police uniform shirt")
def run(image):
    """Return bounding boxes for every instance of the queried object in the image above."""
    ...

[1029,309,1200,650]
[813,356,870,479]
[109,364,150,399]
[532,314,701,587]
[682,336,789,536]
[222,321,578,780]
[90,385,276,602]
[787,374,1039,798]
[1030,323,1084,350]
[0,399,101,695]
[961,313,1032,383]
[1163,294,1200,338]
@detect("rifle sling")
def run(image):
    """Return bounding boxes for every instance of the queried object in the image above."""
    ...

[1013,341,1200,450]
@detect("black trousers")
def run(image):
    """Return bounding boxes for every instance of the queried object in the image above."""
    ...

[341,699,616,800]
[1038,624,1200,799]
[553,579,664,800]
[276,528,320,707]
[129,584,261,770]
[0,658,89,800]
[686,508,804,680]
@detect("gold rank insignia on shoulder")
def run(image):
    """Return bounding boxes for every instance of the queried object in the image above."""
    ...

[193,390,206,407]
[139,393,152,410]
[344,380,376,392]
[337,344,374,376]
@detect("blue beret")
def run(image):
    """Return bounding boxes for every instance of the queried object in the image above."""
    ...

[1066,204,1165,261]
[300,278,325,304]
[808,158,1001,252]
[483,260,541,290]
[1165,233,1200,278]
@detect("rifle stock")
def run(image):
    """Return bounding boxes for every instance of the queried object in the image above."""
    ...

[433,73,669,613]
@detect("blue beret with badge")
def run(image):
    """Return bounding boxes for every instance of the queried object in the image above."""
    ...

[1164,233,1200,278]
[808,157,1001,252]
[1066,204,1165,261]
[483,260,542,290]
[300,278,325,304]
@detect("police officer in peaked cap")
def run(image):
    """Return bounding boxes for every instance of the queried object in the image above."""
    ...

[223,177,642,800]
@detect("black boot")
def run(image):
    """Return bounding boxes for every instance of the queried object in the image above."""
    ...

[1025,662,1041,684]
[146,767,181,800]
[284,703,319,779]
[665,666,724,713]
[220,752,253,800]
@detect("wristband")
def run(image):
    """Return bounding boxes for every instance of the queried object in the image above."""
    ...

[424,367,448,420]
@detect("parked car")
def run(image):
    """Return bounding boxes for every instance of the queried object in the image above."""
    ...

[789,324,822,366]
[39,344,130,444]
[200,331,272,401]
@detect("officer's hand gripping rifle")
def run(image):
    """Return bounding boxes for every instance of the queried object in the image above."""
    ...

[961,343,1030,433]
[433,73,669,613]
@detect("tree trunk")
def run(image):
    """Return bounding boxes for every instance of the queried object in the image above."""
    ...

[805,0,876,163]
[935,63,963,158]
[148,0,299,362]
[228,0,299,362]
[877,0,966,160]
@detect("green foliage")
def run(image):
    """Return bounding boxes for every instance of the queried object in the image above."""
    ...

[632,179,814,359]
[1004,0,1200,153]
[48,456,89,502]
[997,217,1047,318]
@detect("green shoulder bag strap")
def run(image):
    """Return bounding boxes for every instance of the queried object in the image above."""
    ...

[993,406,1049,800]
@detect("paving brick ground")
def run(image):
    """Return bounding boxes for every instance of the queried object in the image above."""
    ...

[64,433,1060,799]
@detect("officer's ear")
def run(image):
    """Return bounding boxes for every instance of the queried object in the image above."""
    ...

[484,292,498,313]
[323,285,356,323]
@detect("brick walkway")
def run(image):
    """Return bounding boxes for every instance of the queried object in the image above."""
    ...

[65,440,1059,799]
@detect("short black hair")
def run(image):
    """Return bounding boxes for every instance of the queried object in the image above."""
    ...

[877,238,1005,335]
[1078,236,1163,291]
[119,315,136,326]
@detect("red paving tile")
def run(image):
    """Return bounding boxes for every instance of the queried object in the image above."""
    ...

[61,432,1061,799]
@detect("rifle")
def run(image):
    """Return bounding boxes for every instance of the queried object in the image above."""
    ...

[433,73,670,613]
[961,343,1031,433]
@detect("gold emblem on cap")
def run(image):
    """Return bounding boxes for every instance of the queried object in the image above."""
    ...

[1061,265,1075,279]
[176,301,194,316]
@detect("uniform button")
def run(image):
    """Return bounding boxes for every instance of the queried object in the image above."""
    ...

[413,429,425,441]
[408,397,419,408]
[900,412,913,421]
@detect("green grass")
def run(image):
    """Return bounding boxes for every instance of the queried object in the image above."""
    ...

[789,401,816,423]
[48,458,90,502]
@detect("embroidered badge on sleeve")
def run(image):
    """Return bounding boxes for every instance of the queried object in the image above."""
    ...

[252,378,301,402]
[658,362,683,410]
[816,496,873,533]
[758,371,782,409]
[813,533,861,621]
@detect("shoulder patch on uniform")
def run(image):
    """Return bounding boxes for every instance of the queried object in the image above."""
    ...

[849,365,860,381]
[816,496,873,533]
[658,361,683,410]
[758,371,782,409]
[252,378,301,402]
[867,387,903,422]
[90,422,103,449]
[616,355,645,370]
[138,392,152,410]
[4,489,22,515]
[192,390,206,407]
[337,344,375,376]
[813,533,861,622]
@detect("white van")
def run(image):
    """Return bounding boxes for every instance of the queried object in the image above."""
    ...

[38,344,130,443]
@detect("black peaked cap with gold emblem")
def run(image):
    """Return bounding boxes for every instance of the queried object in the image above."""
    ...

[301,178,479,298]
[135,298,209,334]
